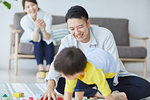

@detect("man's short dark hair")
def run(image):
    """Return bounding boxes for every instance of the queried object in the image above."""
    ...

[54,47,87,76]
[65,5,89,22]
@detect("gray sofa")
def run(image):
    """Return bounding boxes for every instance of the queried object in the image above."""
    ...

[9,12,148,76]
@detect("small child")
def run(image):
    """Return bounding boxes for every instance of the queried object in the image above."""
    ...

[54,47,127,100]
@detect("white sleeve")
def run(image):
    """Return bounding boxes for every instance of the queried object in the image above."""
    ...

[20,16,41,43]
[45,36,70,87]
[42,13,53,44]
[86,48,119,74]
[103,29,125,84]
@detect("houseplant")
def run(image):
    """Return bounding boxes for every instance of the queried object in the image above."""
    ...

[0,0,11,9]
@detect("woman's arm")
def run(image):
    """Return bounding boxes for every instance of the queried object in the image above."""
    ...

[20,16,41,43]
[39,19,51,40]
[33,19,41,42]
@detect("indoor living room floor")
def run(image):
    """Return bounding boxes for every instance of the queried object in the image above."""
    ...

[0,65,45,83]
[0,65,150,83]
[0,65,150,100]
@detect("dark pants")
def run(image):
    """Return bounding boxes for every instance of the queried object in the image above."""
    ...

[114,76,150,100]
[31,40,54,65]
[74,78,114,98]
[56,76,150,100]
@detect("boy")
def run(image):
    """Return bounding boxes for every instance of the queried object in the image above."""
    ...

[54,47,127,100]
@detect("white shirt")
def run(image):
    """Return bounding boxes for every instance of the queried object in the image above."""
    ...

[20,9,53,44]
[85,48,120,75]
[46,26,136,87]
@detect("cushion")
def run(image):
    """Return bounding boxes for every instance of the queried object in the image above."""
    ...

[13,12,25,37]
[52,28,69,46]
[18,43,34,55]
[52,23,67,30]
[90,18,129,46]
[117,46,147,58]
[52,15,65,25]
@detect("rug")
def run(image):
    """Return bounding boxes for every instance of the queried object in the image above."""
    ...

[0,83,107,100]
[0,83,47,100]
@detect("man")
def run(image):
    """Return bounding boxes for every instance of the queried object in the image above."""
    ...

[43,5,150,100]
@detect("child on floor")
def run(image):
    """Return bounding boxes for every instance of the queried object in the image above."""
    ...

[53,47,127,100]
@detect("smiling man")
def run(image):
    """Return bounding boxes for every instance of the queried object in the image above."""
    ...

[44,5,150,100]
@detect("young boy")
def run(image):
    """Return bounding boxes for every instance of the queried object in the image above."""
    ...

[54,47,127,100]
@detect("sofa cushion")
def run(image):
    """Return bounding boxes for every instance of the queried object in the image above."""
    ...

[18,43,34,55]
[117,46,147,58]
[52,23,67,30]
[52,28,69,46]
[17,42,59,55]
[52,15,65,25]
[90,18,129,46]
[13,12,25,38]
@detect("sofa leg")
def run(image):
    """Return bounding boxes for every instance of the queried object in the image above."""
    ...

[9,57,11,70]
[143,60,146,78]
[14,55,18,75]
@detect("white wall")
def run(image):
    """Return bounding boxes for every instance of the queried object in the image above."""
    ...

[0,0,150,75]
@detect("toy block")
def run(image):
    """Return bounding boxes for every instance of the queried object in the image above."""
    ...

[58,97,63,100]
[41,97,53,100]
[21,93,24,97]
[41,97,48,100]
[2,94,8,97]
[6,96,10,100]
[13,92,22,97]
[28,97,34,100]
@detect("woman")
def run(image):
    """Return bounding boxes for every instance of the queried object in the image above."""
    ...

[21,0,54,75]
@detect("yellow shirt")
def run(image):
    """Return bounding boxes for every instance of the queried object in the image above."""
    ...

[65,61,117,96]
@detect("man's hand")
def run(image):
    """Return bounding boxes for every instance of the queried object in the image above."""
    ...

[42,87,58,100]
[42,80,58,100]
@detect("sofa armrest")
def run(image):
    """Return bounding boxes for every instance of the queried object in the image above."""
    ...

[129,33,148,48]
[10,24,21,34]
[9,24,22,57]
[129,33,148,40]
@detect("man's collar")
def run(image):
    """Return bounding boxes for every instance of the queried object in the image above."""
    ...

[75,27,97,48]
[89,27,97,47]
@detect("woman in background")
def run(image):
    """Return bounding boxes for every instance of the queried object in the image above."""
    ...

[21,0,54,76]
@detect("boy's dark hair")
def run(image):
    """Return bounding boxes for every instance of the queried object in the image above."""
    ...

[22,0,38,9]
[65,5,89,22]
[54,47,87,76]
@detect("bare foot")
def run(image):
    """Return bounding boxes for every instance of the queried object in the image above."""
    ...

[38,64,44,72]
[46,64,50,71]
[111,91,128,100]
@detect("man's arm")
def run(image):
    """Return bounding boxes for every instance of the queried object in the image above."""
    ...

[44,36,72,99]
